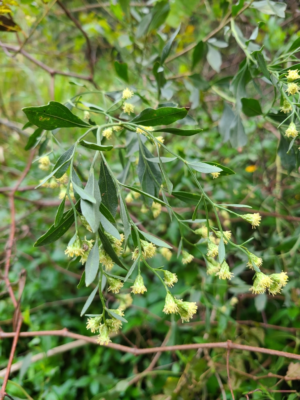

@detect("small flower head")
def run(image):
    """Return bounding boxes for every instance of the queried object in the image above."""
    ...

[286,82,299,96]
[80,237,94,264]
[103,128,113,140]
[163,270,178,287]
[230,297,238,307]
[84,111,90,120]
[123,103,134,114]
[250,272,272,294]
[268,272,288,295]
[86,316,102,333]
[141,240,156,259]
[65,236,84,258]
[215,230,232,244]
[107,276,123,294]
[38,156,51,171]
[163,293,179,314]
[287,69,300,82]
[280,100,293,114]
[156,136,164,146]
[48,179,59,189]
[175,299,198,322]
[80,215,92,232]
[118,293,133,311]
[125,192,133,204]
[216,261,234,280]
[152,202,162,218]
[132,191,140,199]
[247,253,263,270]
[207,241,218,258]
[131,274,147,294]
[122,88,134,100]
[195,226,209,238]
[131,248,139,260]
[99,249,114,271]
[285,122,298,138]
[97,324,111,346]
[242,213,261,229]
[206,257,221,276]
[211,172,220,179]
[141,204,148,214]
[106,309,124,333]
[136,126,154,134]
[113,124,122,132]
[160,247,172,261]
[56,173,68,185]
[182,250,194,265]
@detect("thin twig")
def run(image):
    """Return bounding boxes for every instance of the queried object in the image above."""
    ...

[227,341,235,400]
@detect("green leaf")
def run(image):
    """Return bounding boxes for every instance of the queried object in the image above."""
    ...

[241,98,263,117]
[53,145,75,179]
[288,37,300,53]
[100,203,116,224]
[114,61,129,82]
[251,1,286,18]
[131,107,188,126]
[77,271,85,289]
[79,140,113,151]
[254,293,267,312]
[72,180,96,204]
[229,115,247,148]
[22,101,90,130]
[99,158,118,217]
[145,156,177,163]
[139,230,172,249]
[34,209,75,247]
[100,213,120,240]
[124,256,140,282]
[80,284,99,316]
[98,226,128,271]
[120,184,167,206]
[136,13,152,38]
[153,61,166,95]
[172,191,201,204]
[81,169,101,232]
[253,49,271,81]
[119,195,131,240]
[192,40,206,70]
[207,44,222,73]
[25,127,43,150]
[232,0,244,16]
[138,144,162,203]
[219,104,235,143]
[149,0,170,31]
[85,238,99,286]
[161,25,181,64]
[54,196,66,227]
[218,237,225,264]
[154,127,202,136]
[205,162,235,176]
[189,161,222,174]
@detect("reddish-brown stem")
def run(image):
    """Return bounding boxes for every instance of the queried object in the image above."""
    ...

[0,317,23,400]
[1,330,300,361]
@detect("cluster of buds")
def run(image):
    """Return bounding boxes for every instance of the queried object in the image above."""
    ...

[132,240,156,260]
[99,233,125,271]
[152,202,162,218]
[38,155,51,171]
[285,122,298,139]
[207,240,218,258]
[160,247,172,261]
[195,225,209,238]
[136,125,154,135]
[241,213,261,229]
[86,309,125,345]
[118,293,133,311]
[280,100,293,114]
[247,252,263,270]
[125,190,141,204]
[182,250,194,265]
[215,230,232,244]
[131,274,147,294]
[206,257,221,276]
[286,82,299,96]
[250,272,288,295]
[65,235,94,264]
[216,261,234,280]
[107,276,123,294]
[211,172,220,179]
[163,270,178,287]
[162,293,197,322]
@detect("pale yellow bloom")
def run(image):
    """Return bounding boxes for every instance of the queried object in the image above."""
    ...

[125,193,133,204]
[131,274,147,294]
[286,82,299,95]
[242,213,261,229]
[132,191,141,199]
[287,69,300,81]
[48,179,59,189]
[65,236,84,258]
[99,249,114,271]
[118,293,133,311]
[247,253,263,270]
[123,103,134,114]
[207,241,218,258]
[122,88,134,100]
[216,261,234,280]
[56,173,68,185]
[163,270,178,287]
[107,277,123,294]
[160,247,172,261]
[280,100,293,114]
[175,299,197,322]
[250,272,272,294]
[195,226,209,238]
[152,202,162,218]
[206,257,221,276]
[113,125,122,132]
[97,324,111,346]
[268,272,288,295]
[86,316,102,333]
[285,122,298,138]
[163,293,179,314]
[103,128,113,139]
[38,156,51,171]
[83,111,90,120]
[230,297,238,306]
[182,251,194,265]
[211,172,220,179]
[141,204,148,213]
[215,230,232,244]
[136,126,154,134]
[156,136,164,147]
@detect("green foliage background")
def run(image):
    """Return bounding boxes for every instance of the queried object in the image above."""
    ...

[1,1,300,399]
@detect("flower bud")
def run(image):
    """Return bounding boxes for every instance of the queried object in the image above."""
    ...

[285,122,298,139]
[123,103,134,114]
[160,247,172,261]
[152,202,162,218]
[97,324,111,346]
[163,293,179,314]
[287,69,300,81]
[241,213,261,229]
[107,277,123,294]
[122,88,134,99]
[286,82,299,95]
[103,128,113,139]
[38,156,51,171]
[163,270,178,287]
[131,274,147,294]
[216,261,233,280]
[250,272,272,294]
[247,252,263,270]
[182,250,194,265]
[175,299,197,322]
[207,241,218,258]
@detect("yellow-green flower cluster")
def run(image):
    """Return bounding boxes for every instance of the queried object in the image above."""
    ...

[182,250,194,265]
[79,237,94,264]
[195,225,209,238]
[286,82,299,96]
[247,252,263,270]
[162,293,198,322]
[160,247,172,261]
[215,230,232,244]
[107,276,123,294]
[287,69,300,81]
[280,100,292,114]
[216,261,234,280]
[103,128,113,139]
[285,122,298,139]
[207,240,218,258]
[269,272,288,295]
[132,240,156,260]
[241,213,261,229]
[87,309,125,346]
[122,88,134,99]
[131,274,147,294]
[152,202,162,218]
[38,155,51,171]
[250,272,272,294]
[163,270,178,287]
[206,257,221,276]
[118,293,133,311]
[123,103,134,114]
[136,126,154,134]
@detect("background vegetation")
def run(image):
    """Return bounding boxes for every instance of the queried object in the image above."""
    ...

[1,0,300,399]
